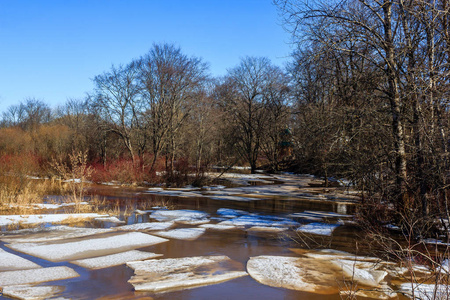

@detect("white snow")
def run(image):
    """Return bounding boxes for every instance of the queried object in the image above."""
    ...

[0,266,79,286]
[2,285,64,300]
[247,255,339,294]
[0,213,108,227]
[296,222,340,236]
[399,283,450,299]
[72,250,162,269]
[6,232,168,262]
[94,216,125,224]
[0,248,40,271]
[216,208,250,218]
[127,255,247,292]
[218,215,299,228]
[150,209,209,225]
[153,228,206,240]
[1,226,112,243]
[115,222,175,231]
[330,259,388,287]
[422,238,450,246]
[32,202,90,210]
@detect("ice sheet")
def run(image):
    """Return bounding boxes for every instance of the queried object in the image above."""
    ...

[6,232,168,262]
[150,209,209,225]
[247,255,339,294]
[296,222,340,236]
[2,285,64,300]
[0,248,41,271]
[0,266,79,286]
[72,250,162,269]
[94,216,125,224]
[0,213,108,227]
[153,228,206,240]
[399,283,450,299]
[115,222,175,231]
[218,215,298,228]
[127,255,247,292]
[330,259,387,287]
[1,226,112,243]
[216,208,250,218]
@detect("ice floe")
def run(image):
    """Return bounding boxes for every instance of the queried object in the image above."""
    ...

[422,238,450,246]
[94,216,125,224]
[216,208,250,218]
[144,188,203,198]
[32,202,90,210]
[115,222,175,231]
[72,250,162,269]
[0,266,79,286]
[150,209,209,225]
[218,214,299,228]
[330,259,388,287]
[247,253,394,295]
[399,283,450,299]
[247,255,339,294]
[153,228,206,240]
[202,185,226,191]
[0,213,108,227]
[127,255,247,292]
[2,285,64,300]
[6,232,168,262]
[1,226,112,243]
[296,222,340,236]
[0,248,41,271]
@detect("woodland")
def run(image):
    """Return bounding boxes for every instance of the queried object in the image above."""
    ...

[0,0,449,235]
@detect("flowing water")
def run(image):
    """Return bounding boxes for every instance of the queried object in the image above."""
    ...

[0,182,411,300]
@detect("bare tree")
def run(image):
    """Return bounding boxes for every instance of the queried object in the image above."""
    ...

[217,57,283,173]
[92,62,142,165]
[138,43,208,173]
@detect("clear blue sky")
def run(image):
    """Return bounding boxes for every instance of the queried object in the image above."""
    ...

[0,0,292,111]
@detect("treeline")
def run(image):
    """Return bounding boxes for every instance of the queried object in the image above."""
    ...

[1,1,449,225]
[276,0,450,224]
[0,44,292,184]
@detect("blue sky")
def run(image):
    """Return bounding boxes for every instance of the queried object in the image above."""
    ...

[0,0,292,111]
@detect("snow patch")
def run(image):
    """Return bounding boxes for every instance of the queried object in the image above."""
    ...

[296,222,340,236]
[150,209,209,225]
[2,285,64,300]
[72,250,162,269]
[247,255,339,294]
[127,256,247,292]
[399,283,450,299]
[0,266,79,286]
[1,226,112,243]
[153,228,206,240]
[94,216,125,224]
[0,248,41,271]
[218,215,298,228]
[0,213,108,227]
[115,222,175,231]
[6,232,168,262]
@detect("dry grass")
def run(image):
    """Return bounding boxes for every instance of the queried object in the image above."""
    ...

[0,175,67,215]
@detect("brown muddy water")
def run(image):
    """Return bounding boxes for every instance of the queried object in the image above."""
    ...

[0,185,409,300]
